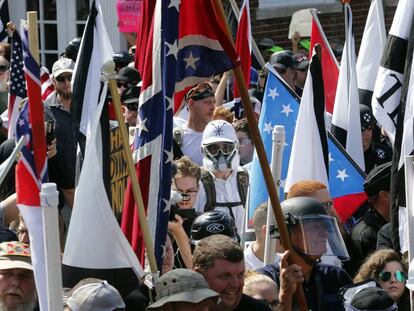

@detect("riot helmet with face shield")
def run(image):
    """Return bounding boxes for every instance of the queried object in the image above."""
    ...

[273,197,349,261]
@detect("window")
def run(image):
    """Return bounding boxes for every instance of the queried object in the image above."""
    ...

[257,0,342,20]
[26,0,59,69]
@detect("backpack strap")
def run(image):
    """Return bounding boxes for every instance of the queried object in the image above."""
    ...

[236,168,249,207]
[200,169,216,212]
[172,126,184,160]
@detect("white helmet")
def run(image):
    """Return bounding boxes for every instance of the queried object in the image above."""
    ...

[201,120,240,172]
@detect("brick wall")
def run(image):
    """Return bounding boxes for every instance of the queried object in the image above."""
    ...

[240,0,397,56]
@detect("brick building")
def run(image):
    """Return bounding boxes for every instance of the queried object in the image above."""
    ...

[242,0,398,57]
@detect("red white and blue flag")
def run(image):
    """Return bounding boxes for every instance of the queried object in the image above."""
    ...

[122,0,178,269]
[122,0,239,269]
[15,25,48,311]
[7,30,26,139]
[173,0,240,112]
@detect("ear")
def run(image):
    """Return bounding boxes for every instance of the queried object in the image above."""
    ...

[193,267,206,279]
[261,224,267,237]
[379,190,390,201]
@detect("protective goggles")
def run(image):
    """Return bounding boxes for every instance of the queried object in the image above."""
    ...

[204,142,236,157]
[378,271,407,283]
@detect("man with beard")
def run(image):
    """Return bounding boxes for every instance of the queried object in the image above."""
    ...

[44,57,76,209]
[0,241,36,311]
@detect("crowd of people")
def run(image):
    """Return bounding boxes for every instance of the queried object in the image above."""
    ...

[0,17,407,311]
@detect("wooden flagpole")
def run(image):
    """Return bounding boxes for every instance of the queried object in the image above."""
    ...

[102,61,159,277]
[212,1,309,310]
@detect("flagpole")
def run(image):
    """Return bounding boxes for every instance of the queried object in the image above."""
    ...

[27,12,40,64]
[102,61,159,277]
[40,183,63,311]
[228,0,266,68]
[212,1,309,310]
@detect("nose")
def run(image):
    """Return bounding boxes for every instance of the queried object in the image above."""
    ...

[229,275,241,289]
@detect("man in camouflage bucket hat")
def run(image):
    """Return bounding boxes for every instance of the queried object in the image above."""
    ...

[0,241,37,311]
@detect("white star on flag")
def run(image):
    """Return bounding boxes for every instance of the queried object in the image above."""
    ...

[336,169,349,182]
[168,0,180,11]
[263,121,273,134]
[328,153,334,163]
[268,87,280,100]
[137,117,148,135]
[165,40,179,59]
[164,149,174,164]
[281,104,293,117]
[163,198,173,213]
[184,51,199,70]
[166,96,174,111]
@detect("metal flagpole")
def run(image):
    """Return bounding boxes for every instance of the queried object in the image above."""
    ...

[264,125,285,265]
[40,183,63,311]
[404,156,414,298]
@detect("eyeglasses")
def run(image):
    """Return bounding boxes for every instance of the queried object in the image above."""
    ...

[55,75,72,83]
[321,200,334,211]
[378,271,407,283]
[0,65,8,72]
[205,142,236,157]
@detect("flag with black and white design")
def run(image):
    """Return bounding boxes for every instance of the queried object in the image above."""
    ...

[331,3,364,171]
[285,47,328,191]
[372,0,414,145]
[356,0,386,107]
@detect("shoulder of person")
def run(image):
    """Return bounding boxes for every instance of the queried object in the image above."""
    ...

[236,294,272,310]
[255,262,279,283]
[371,142,392,160]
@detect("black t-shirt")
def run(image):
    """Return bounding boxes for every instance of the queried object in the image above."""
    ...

[44,95,76,190]
[0,138,16,198]
[234,294,272,311]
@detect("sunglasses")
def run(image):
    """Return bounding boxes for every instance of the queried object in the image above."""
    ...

[55,75,72,83]
[0,65,8,71]
[117,81,130,88]
[321,200,334,211]
[205,142,236,157]
[378,271,407,283]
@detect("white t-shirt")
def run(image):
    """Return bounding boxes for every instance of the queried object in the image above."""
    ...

[244,242,264,271]
[181,123,204,166]
[193,168,246,235]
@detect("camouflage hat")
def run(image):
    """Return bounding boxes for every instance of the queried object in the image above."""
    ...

[0,241,32,270]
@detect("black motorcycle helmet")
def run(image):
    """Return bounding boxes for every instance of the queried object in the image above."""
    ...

[190,211,240,246]
[65,37,81,62]
[113,52,134,71]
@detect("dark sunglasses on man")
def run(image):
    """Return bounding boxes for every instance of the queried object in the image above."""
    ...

[55,74,72,83]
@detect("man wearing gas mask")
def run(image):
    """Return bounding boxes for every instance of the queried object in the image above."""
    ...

[192,120,249,236]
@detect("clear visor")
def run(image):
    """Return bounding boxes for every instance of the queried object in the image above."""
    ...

[290,215,349,260]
